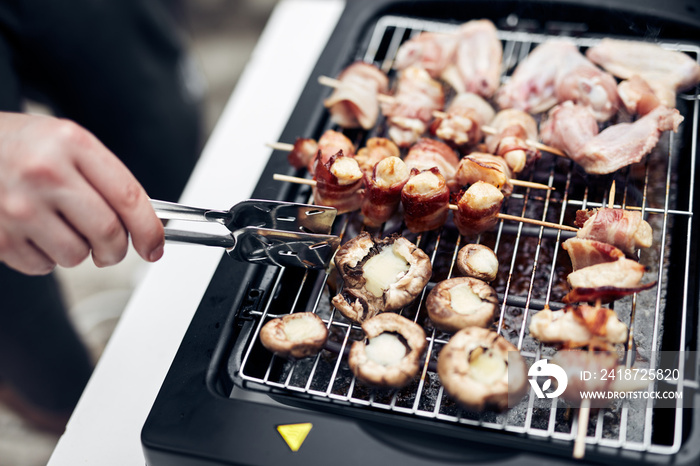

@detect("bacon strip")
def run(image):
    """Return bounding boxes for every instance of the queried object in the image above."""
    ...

[361,156,410,227]
[323,62,389,130]
[563,257,656,303]
[529,304,627,348]
[454,153,513,196]
[401,168,450,233]
[354,137,400,176]
[313,151,363,214]
[431,92,495,146]
[484,109,541,173]
[575,208,653,255]
[287,137,318,170]
[380,67,445,148]
[562,238,625,271]
[403,138,460,189]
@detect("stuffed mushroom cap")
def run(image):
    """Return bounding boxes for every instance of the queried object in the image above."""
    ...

[259,312,328,359]
[348,313,427,388]
[427,277,498,332]
[456,244,499,282]
[437,327,527,411]
[332,232,432,323]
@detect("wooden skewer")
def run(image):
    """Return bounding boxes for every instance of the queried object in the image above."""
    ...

[573,397,591,459]
[268,140,554,192]
[273,173,578,232]
[432,110,566,158]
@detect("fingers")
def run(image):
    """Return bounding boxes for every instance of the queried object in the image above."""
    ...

[53,175,130,268]
[0,230,56,275]
[60,120,165,263]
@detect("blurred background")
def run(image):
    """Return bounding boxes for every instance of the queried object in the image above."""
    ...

[0,1,279,464]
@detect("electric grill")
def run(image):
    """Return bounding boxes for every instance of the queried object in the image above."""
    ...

[142,0,700,464]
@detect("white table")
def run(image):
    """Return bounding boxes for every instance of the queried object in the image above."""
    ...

[47,1,344,464]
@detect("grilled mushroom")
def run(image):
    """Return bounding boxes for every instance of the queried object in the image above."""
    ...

[437,327,527,411]
[259,312,328,359]
[332,232,432,323]
[427,277,498,332]
[456,243,499,282]
[348,313,427,388]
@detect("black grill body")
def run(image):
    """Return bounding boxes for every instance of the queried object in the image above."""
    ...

[142,1,700,465]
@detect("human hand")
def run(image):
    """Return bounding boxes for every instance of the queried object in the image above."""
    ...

[0,112,164,275]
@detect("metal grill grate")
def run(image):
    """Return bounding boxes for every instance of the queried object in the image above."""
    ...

[236,15,700,459]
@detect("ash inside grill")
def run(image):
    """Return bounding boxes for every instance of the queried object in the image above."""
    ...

[228,14,700,461]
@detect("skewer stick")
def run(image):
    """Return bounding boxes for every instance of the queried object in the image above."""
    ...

[274,173,578,232]
[573,398,591,459]
[432,110,566,158]
[266,142,295,152]
[268,139,553,192]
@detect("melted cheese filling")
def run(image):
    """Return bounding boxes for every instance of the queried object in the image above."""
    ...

[449,283,483,315]
[468,347,506,384]
[283,316,321,342]
[365,333,407,366]
[362,246,410,297]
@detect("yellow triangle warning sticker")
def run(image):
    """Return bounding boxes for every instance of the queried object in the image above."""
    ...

[277,423,313,452]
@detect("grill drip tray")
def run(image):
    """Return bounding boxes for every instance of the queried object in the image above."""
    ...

[143,2,700,465]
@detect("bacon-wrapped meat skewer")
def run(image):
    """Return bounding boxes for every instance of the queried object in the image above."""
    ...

[431,92,495,147]
[453,181,505,237]
[354,137,400,176]
[312,151,363,214]
[453,153,513,196]
[361,156,411,227]
[574,207,652,255]
[561,236,656,304]
[323,62,389,130]
[484,109,541,174]
[380,66,445,148]
[287,129,356,174]
[403,138,460,190]
[529,304,628,348]
[401,167,450,233]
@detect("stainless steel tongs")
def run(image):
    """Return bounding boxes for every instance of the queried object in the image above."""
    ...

[150,199,340,269]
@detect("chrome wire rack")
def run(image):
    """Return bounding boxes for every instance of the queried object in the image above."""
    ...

[236,15,700,459]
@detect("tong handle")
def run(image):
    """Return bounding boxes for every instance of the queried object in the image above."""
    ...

[150,199,230,223]
[163,228,235,248]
